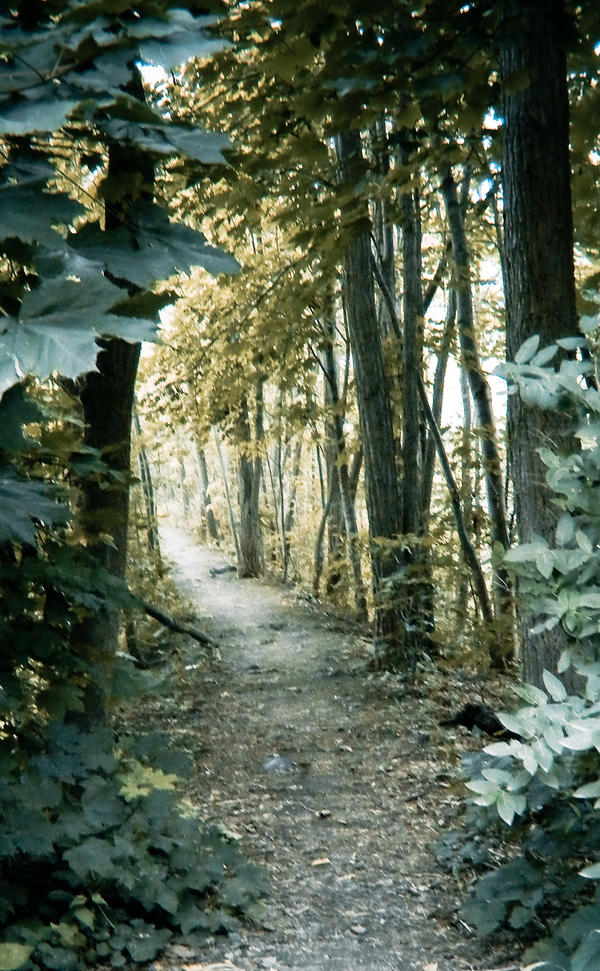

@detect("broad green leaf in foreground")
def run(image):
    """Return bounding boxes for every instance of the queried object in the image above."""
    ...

[0,469,68,545]
[0,943,33,971]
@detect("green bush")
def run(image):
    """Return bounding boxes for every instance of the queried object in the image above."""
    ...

[462,330,600,970]
[0,723,262,970]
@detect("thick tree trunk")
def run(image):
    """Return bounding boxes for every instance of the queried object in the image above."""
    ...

[440,167,514,667]
[73,72,151,724]
[335,130,404,665]
[501,0,577,686]
[77,338,140,725]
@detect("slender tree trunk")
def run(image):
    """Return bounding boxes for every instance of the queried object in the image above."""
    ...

[197,447,220,542]
[323,327,368,619]
[417,376,495,638]
[455,362,474,637]
[282,437,302,582]
[214,426,241,559]
[440,166,514,667]
[501,0,577,686]
[133,409,160,555]
[335,130,404,666]
[237,389,264,578]
[399,181,435,659]
[421,289,456,530]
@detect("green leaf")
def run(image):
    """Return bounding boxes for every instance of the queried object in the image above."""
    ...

[0,187,83,246]
[0,99,78,135]
[138,31,226,70]
[536,548,555,579]
[125,923,171,962]
[165,127,231,164]
[580,863,600,879]
[572,929,600,971]
[542,670,567,702]
[558,648,573,673]
[505,541,549,564]
[580,313,600,334]
[514,683,548,705]
[562,730,593,751]
[465,777,497,795]
[496,790,525,825]
[483,741,514,757]
[0,943,33,971]
[71,204,239,288]
[556,336,587,351]
[576,529,594,554]
[531,344,559,367]
[555,513,575,545]
[64,838,117,879]
[498,712,528,737]
[0,468,68,544]
[574,779,600,799]
[0,383,43,452]
[515,334,540,364]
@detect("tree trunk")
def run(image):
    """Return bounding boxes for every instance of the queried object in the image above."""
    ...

[440,166,514,667]
[133,409,160,555]
[323,326,367,620]
[501,0,577,686]
[336,129,404,664]
[77,338,140,725]
[237,390,264,578]
[197,446,220,542]
[282,437,302,582]
[421,289,456,530]
[214,426,241,559]
[73,71,151,725]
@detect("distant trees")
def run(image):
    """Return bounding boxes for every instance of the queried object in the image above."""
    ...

[138,0,600,686]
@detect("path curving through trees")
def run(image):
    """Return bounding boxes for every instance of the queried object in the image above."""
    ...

[141,525,515,971]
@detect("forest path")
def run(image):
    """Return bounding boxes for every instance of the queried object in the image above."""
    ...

[145,525,513,971]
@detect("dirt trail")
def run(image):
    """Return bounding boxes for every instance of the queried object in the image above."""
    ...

[146,525,515,971]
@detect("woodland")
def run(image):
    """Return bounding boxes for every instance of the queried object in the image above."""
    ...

[2,0,600,969]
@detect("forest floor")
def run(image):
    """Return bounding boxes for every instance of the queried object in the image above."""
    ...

[125,524,521,971]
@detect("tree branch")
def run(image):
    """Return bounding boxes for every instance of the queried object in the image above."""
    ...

[143,602,216,650]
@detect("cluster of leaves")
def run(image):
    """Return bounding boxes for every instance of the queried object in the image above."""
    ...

[460,331,600,969]
[0,724,261,971]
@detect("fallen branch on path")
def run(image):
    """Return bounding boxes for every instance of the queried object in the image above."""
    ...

[143,602,216,650]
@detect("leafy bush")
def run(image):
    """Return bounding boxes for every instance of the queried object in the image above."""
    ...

[462,330,600,970]
[0,723,262,970]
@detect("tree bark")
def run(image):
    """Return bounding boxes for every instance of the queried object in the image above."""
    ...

[73,69,151,724]
[323,326,367,619]
[335,130,404,665]
[133,409,160,555]
[501,0,577,685]
[214,426,241,559]
[440,166,514,667]
[197,446,220,542]
[421,289,456,531]
[282,437,302,582]
[237,389,264,578]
